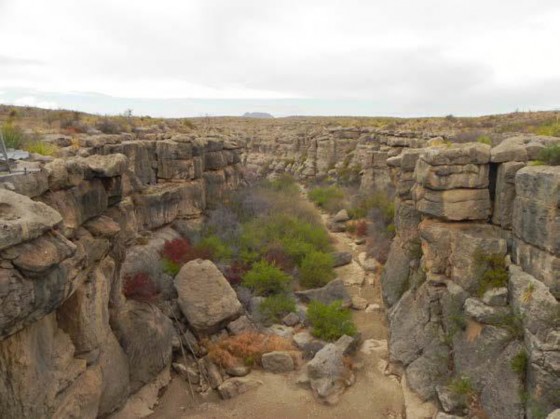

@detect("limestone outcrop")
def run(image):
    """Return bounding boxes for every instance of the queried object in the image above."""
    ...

[1,119,559,418]
[0,133,242,417]
[380,136,560,418]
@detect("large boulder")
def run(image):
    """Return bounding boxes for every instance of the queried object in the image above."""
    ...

[262,351,295,373]
[174,259,242,334]
[306,343,354,405]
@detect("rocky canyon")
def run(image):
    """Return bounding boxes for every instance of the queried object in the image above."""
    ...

[0,111,559,419]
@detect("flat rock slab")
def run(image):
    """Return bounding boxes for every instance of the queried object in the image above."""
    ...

[0,188,62,250]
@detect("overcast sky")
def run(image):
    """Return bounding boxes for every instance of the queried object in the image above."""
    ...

[1,0,559,117]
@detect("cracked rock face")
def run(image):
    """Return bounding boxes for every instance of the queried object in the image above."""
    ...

[0,133,244,417]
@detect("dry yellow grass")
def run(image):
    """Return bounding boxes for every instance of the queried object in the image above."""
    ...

[466,319,483,343]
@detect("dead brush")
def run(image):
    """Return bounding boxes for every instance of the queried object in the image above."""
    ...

[203,332,296,369]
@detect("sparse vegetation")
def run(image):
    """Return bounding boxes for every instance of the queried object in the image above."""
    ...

[347,191,395,221]
[474,251,508,297]
[536,144,560,166]
[307,300,357,341]
[23,141,58,156]
[196,235,233,261]
[299,251,336,289]
[449,375,475,396]
[308,185,345,213]
[511,349,528,378]
[495,311,525,339]
[242,260,292,296]
[258,294,297,323]
[476,135,493,145]
[533,120,560,137]
[0,123,25,148]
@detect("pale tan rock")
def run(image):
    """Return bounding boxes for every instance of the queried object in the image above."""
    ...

[217,377,263,399]
[0,314,89,418]
[175,259,242,333]
[414,186,491,221]
[0,189,62,250]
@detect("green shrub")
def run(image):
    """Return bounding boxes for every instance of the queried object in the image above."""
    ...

[347,192,394,221]
[475,252,508,296]
[495,311,525,339]
[265,174,299,194]
[534,121,560,137]
[197,235,232,261]
[1,123,25,149]
[449,376,475,396]
[299,251,336,289]
[307,301,357,341]
[536,144,560,166]
[240,214,331,266]
[242,260,292,296]
[511,349,528,378]
[476,135,493,145]
[161,258,181,276]
[259,294,296,323]
[308,186,345,213]
[336,164,362,185]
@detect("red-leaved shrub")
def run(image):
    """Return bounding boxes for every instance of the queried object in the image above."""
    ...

[223,260,250,286]
[122,272,160,302]
[264,244,294,271]
[355,220,368,237]
[161,238,191,264]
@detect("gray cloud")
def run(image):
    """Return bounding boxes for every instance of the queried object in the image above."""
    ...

[0,0,559,116]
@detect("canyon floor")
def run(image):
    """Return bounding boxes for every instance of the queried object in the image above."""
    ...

[149,193,405,419]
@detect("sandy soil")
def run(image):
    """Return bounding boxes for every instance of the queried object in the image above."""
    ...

[149,204,405,419]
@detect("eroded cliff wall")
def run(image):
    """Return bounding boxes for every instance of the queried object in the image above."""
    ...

[245,127,560,418]
[1,123,559,419]
[0,133,242,418]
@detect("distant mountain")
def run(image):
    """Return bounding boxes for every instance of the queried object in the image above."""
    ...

[243,112,274,119]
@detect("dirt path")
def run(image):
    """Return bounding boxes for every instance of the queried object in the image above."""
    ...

[149,199,406,419]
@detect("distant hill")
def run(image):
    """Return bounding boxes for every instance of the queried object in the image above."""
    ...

[243,112,274,119]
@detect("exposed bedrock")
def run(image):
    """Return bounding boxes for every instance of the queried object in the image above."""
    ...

[380,139,560,418]
[0,134,242,418]
[1,124,560,418]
